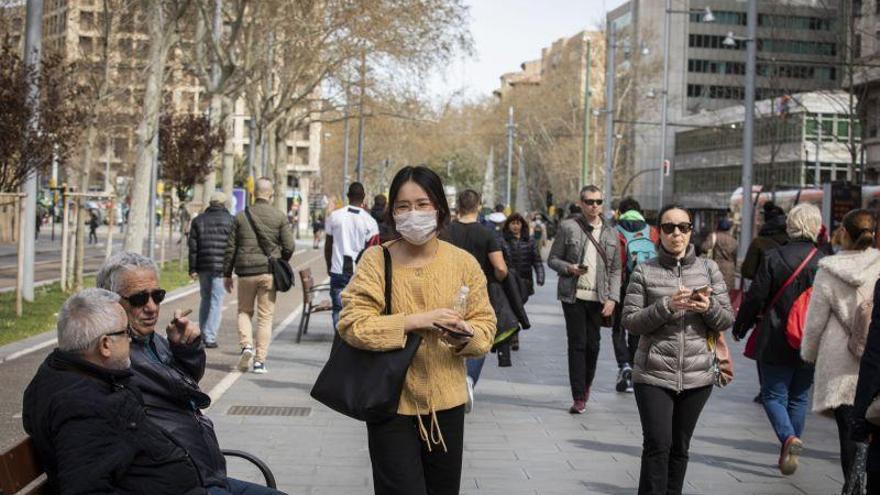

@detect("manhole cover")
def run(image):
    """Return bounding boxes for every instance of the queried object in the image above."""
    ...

[226,405,311,417]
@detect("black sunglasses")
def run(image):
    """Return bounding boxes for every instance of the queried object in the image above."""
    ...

[660,222,693,235]
[121,289,166,307]
[581,199,603,206]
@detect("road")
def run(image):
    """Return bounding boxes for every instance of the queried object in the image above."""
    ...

[0,225,184,292]
[0,244,328,451]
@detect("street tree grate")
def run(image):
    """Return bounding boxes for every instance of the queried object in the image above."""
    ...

[226,405,311,417]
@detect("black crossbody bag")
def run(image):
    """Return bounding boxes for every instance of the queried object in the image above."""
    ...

[310,246,422,422]
[244,208,294,292]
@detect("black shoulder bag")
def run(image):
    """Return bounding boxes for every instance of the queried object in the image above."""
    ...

[244,208,294,292]
[310,246,423,423]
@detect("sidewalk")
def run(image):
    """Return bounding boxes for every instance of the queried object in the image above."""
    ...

[212,269,845,495]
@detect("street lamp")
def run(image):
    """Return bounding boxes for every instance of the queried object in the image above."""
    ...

[656,4,715,213]
[723,31,751,48]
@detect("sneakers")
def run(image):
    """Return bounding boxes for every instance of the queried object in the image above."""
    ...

[465,376,475,414]
[753,393,764,404]
[237,346,254,372]
[624,367,634,393]
[616,367,628,392]
[569,400,586,414]
[252,361,267,374]
[779,436,804,475]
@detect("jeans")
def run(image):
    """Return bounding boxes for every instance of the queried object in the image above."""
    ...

[207,477,287,495]
[760,363,814,444]
[199,273,226,344]
[562,300,603,401]
[366,406,465,495]
[612,318,639,368]
[330,272,352,329]
[634,384,713,495]
[466,357,486,386]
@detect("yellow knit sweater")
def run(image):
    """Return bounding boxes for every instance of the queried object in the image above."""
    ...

[338,240,497,417]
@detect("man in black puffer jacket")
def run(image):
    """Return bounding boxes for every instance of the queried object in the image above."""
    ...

[189,192,234,348]
[23,289,205,495]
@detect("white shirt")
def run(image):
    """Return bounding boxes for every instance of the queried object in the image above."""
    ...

[326,205,380,275]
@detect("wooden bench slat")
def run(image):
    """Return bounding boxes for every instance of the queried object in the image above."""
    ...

[0,437,45,495]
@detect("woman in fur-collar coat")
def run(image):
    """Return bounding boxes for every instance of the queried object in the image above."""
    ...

[801,209,880,490]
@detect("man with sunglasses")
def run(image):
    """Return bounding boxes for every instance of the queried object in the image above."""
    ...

[548,185,623,414]
[97,252,287,495]
[23,289,205,494]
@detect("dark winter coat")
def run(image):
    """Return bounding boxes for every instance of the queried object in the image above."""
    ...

[853,279,880,471]
[622,245,734,392]
[223,198,295,278]
[129,331,228,489]
[370,204,395,243]
[189,205,234,275]
[502,233,544,299]
[733,239,824,367]
[22,350,205,495]
[741,216,789,280]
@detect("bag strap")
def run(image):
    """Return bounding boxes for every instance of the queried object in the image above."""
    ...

[575,215,609,267]
[244,208,273,259]
[382,246,392,315]
[765,246,818,316]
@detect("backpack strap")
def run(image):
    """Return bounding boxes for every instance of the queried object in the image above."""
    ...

[764,247,818,316]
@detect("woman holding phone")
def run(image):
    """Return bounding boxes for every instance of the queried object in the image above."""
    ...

[622,204,734,495]
[337,166,497,495]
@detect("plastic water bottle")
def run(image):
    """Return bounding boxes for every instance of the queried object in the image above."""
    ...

[453,286,470,315]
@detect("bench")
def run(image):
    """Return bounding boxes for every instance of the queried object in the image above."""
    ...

[0,437,277,494]
[295,267,332,343]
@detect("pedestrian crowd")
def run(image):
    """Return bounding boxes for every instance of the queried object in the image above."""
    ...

[16,166,880,495]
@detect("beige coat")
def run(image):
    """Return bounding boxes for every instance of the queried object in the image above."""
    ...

[801,248,880,414]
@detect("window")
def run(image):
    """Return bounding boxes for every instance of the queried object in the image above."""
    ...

[855,34,863,59]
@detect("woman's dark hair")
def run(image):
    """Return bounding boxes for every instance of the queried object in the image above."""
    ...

[842,208,877,251]
[658,204,693,225]
[503,213,530,241]
[384,166,451,232]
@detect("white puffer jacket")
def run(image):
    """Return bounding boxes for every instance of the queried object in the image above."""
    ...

[801,248,880,414]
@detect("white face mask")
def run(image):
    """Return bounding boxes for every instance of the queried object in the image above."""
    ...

[394,210,438,245]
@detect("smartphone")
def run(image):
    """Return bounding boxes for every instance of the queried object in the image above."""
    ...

[689,285,711,300]
[433,322,472,338]
[577,264,589,271]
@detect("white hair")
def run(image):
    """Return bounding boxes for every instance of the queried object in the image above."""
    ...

[96,251,160,294]
[786,203,822,243]
[57,289,125,352]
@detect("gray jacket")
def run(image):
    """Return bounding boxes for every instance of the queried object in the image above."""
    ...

[622,245,734,392]
[548,216,622,304]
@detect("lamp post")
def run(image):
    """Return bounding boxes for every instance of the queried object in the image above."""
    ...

[657,5,714,212]
[724,0,758,263]
[581,36,592,189]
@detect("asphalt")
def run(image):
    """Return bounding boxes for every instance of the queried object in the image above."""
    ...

[209,267,847,495]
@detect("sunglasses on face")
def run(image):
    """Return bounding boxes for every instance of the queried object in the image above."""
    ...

[581,199,603,206]
[122,289,166,307]
[660,222,693,235]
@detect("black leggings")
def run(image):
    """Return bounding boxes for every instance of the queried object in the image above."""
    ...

[562,300,603,400]
[366,406,465,495]
[834,405,857,487]
[634,383,713,495]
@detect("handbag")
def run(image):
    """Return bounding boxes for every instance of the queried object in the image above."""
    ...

[310,246,423,423]
[698,259,733,387]
[244,208,294,292]
[867,396,880,427]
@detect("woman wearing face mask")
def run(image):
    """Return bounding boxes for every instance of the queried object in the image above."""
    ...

[622,205,734,495]
[337,166,497,495]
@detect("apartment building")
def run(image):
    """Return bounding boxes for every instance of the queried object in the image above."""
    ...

[607,0,842,212]
[852,0,880,178]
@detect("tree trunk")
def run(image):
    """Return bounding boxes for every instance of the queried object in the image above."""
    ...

[124,0,171,254]
[221,96,235,201]
[275,124,288,212]
[73,123,97,290]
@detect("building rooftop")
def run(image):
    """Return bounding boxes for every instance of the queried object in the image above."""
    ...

[676,90,857,129]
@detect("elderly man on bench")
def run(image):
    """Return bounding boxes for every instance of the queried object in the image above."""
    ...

[96,252,286,495]
[23,288,206,494]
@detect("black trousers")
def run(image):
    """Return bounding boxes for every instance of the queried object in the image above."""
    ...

[834,405,857,487]
[612,314,639,369]
[366,406,465,495]
[634,383,713,495]
[562,300,603,401]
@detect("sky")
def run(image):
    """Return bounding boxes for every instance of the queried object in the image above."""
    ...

[428,0,629,102]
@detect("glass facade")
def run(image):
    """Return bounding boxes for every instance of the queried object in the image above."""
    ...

[688,34,836,57]
[688,59,837,82]
[689,11,834,31]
